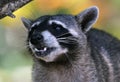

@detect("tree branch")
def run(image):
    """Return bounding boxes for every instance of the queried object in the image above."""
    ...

[0,0,32,19]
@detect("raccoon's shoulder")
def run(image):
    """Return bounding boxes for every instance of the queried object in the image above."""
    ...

[86,28,120,51]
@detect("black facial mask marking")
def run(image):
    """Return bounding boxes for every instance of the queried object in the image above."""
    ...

[28,20,72,40]
[49,22,70,38]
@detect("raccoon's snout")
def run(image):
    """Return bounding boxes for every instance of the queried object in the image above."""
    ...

[30,34,43,45]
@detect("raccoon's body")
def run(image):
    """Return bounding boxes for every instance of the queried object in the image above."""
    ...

[21,6,120,82]
[87,29,120,82]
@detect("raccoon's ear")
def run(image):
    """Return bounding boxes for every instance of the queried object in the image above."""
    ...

[21,17,32,30]
[75,6,99,33]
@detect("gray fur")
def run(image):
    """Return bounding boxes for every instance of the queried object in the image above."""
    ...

[21,17,32,30]
[22,6,120,82]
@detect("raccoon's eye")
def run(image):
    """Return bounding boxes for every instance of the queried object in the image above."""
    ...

[54,26,62,31]
[51,23,63,31]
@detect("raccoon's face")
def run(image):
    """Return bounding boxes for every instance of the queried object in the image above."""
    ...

[26,16,79,62]
[21,6,99,62]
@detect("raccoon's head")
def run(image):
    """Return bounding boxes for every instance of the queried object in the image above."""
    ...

[21,6,99,62]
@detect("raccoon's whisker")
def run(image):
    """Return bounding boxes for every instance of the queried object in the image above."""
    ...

[57,37,78,42]
[60,39,77,42]
[64,53,72,66]
[60,35,77,38]
[57,37,68,40]
[56,32,71,38]
[24,45,29,48]
[58,39,78,44]
[57,40,68,43]
[57,36,76,39]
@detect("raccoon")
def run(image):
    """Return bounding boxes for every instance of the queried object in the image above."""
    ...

[21,6,120,82]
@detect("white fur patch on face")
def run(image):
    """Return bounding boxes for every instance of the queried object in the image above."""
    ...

[41,30,60,48]
[31,21,41,27]
[69,29,79,37]
[49,20,79,37]
[49,20,67,29]
[38,48,68,62]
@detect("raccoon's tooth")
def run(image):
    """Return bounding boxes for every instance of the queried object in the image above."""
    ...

[35,48,39,52]
[44,47,47,51]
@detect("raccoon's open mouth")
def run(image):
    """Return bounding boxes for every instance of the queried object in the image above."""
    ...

[33,47,56,57]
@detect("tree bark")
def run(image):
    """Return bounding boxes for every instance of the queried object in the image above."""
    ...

[0,0,32,19]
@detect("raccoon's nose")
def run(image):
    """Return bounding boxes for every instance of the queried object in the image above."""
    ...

[31,35,43,45]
